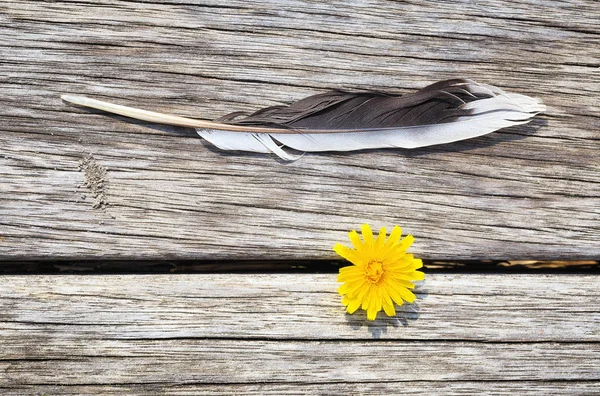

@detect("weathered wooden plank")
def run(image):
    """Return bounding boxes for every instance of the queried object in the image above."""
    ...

[2,274,599,341]
[5,383,600,396]
[1,1,599,260]
[1,341,599,382]
[1,274,599,393]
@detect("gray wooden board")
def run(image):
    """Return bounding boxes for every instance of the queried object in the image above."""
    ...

[4,384,600,396]
[1,0,599,261]
[1,273,599,394]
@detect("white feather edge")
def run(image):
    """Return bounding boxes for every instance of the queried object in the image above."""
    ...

[197,93,546,161]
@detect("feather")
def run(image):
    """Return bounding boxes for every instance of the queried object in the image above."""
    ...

[61,78,545,160]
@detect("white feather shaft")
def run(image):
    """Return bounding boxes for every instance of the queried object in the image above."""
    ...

[60,95,290,133]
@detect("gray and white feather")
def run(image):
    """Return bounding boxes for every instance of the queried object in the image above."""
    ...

[62,78,545,161]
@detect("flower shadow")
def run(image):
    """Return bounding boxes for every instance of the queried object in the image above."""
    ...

[344,284,428,339]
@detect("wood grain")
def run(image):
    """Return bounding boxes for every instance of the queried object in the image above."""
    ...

[1,273,599,394]
[1,0,599,261]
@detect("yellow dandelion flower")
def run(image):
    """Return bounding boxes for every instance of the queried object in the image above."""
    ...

[334,224,425,320]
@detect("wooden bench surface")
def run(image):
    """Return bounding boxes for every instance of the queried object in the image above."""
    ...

[1,0,599,394]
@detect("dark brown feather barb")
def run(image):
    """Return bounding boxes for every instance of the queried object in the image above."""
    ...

[61,78,546,160]
[219,78,491,130]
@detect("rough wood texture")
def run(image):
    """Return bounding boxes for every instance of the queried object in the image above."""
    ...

[1,273,599,394]
[1,0,599,261]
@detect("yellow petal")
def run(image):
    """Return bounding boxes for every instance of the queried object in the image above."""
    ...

[381,276,416,290]
[408,271,425,281]
[347,297,362,314]
[333,244,363,266]
[361,285,374,310]
[383,256,415,269]
[390,283,416,304]
[361,224,374,246]
[372,287,383,315]
[338,278,368,297]
[337,269,367,283]
[338,264,364,277]
[349,230,363,250]
[398,234,415,250]
[384,225,402,247]
[338,280,355,296]
[344,280,369,299]
[339,265,359,274]
[382,292,396,317]
[412,258,424,269]
[391,260,423,272]
[386,286,407,306]
[381,247,410,262]
[366,305,378,320]
[341,295,350,306]
[383,278,416,305]
[374,227,386,253]
[387,271,421,283]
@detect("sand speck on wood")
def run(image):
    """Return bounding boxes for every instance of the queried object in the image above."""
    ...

[79,155,108,209]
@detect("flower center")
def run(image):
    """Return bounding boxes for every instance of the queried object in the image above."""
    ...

[365,260,384,283]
